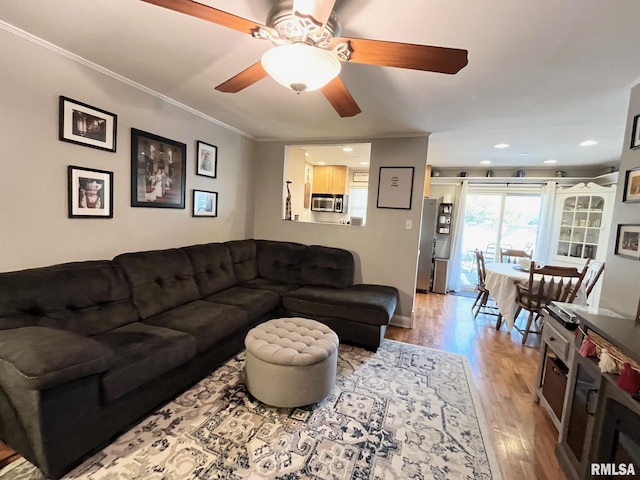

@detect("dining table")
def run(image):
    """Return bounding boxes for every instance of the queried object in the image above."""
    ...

[483,262,586,333]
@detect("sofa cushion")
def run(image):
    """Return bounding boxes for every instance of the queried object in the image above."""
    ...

[204,287,280,321]
[300,245,355,289]
[0,326,114,390]
[114,248,200,319]
[143,300,250,353]
[182,243,237,296]
[240,278,301,295]
[94,322,196,403]
[0,261,138,335]
[256,240,307,284]
[225,239,258,282]
[283,284,398,326]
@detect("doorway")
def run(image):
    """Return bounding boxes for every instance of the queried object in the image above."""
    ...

[459,190,542,291]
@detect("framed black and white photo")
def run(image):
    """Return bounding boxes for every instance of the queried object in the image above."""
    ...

[192,190,218,217]
[631,114,640,150]
[59,96,117,152]
[623,166,640,202]
[376,166,415,209]
[196,140,217,178]
[68,165,113,218]
[130,128,186,208]
[615,224,640,260]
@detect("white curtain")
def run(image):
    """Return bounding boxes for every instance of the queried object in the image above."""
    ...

[534,180,557,264]
[447,180,469,292]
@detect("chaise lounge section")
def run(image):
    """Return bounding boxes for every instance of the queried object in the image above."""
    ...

[0,238,398,479]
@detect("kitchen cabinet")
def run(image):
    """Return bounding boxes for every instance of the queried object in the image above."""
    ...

[313,166,347,194]
[552,182,615,264]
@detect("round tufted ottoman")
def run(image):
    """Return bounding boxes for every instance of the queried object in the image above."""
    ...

[244,317,339,408]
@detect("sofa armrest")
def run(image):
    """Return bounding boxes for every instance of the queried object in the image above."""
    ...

[0,326,114,390]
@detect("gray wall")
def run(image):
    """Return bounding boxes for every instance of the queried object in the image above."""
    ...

[0,28,255,272]
[252,137,429,326]
[600,83,640,317]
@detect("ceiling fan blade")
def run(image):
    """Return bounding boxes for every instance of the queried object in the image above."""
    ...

[215,62,268,93]
[321,77,361,117]
[332,37,468,74]
[141,0,264,35]
[293,0,337,29]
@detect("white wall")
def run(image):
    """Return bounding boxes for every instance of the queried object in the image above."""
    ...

[600,83,640,317]
[0,28,255,272]
[252,137,429,325]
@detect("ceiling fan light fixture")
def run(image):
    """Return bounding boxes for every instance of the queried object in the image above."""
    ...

[261,43,341,93]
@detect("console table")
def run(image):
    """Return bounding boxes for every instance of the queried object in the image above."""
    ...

[536,308,640,480]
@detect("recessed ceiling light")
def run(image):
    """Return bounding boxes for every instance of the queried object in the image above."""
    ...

[343,147,353,152]
[494,143,510,149]
[544,159,558,164]
[317,161,326,165]
[359,161,369,165]
[480,160,491,165]
[579,139,598,147]
[518,152,529,156]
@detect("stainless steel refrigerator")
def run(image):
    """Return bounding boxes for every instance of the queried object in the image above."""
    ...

[416,198,438,292]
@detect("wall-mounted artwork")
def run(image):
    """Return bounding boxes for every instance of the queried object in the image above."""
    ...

[376,166,415,209]
[631,114,640,150]
[130,128,186,209]
[59,96,117,152]
[623,166,640,203]
[196,140,217,178]
[67,165,113,218]
[615,224,640,260]
[192,190,218,217]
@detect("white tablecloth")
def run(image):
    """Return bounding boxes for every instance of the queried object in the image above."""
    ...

[484,263,586,332]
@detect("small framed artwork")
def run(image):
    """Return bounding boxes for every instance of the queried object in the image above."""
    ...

[59,96,117,152]
[376,166,415,209]
[353,171,369,182]
[68,165,113,218]
[130,128,186,209]
[192,190,218,217]
[615,224,640,259]
[631,114,640,150]
[197,141,217,178]
[623,166,640,202]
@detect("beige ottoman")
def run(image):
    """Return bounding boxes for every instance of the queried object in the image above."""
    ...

[244,317,339,408]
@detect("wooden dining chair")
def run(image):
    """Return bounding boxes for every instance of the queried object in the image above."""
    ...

[582,259,605,299]
[471,249,499,319]
[513,261,588,344]
[499,248,532,264]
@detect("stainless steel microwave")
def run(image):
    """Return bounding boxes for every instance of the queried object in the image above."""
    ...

[311,194,348,213]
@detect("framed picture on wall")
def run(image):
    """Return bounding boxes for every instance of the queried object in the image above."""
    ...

[376,166,415,209]
[68,165,113,218]
[192,190,218,217]
[623,167,640,202]
[59,96,117,152]
[130,128,186,208]
[631,114,640,150]
[196,140,217,178]
[615,224,640,260]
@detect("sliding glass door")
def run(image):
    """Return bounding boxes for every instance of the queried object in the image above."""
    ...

[459,189,542,291]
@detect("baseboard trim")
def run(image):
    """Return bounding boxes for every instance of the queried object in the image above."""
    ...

[390,312,414,329]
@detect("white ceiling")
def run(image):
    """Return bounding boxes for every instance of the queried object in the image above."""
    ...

[2,0,640,168]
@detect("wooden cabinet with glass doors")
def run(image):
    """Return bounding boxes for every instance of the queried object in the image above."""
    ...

[553,183,615,263]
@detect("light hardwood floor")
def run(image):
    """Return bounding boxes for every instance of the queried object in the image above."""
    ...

[1,292,565,478]
[385,292,566,480]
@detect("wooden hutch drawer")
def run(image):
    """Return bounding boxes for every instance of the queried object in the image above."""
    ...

[542,320,571,363]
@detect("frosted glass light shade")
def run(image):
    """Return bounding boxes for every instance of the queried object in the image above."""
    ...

[261,43,341,93]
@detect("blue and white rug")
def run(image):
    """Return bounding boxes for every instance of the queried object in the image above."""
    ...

[9,340,502,479]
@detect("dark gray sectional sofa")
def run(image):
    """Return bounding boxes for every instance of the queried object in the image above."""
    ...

[0,239,398,479]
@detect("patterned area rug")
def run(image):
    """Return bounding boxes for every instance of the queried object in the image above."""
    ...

[8,340,502,479]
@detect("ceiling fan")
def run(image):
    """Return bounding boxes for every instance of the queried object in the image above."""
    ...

[141,0,468,117]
